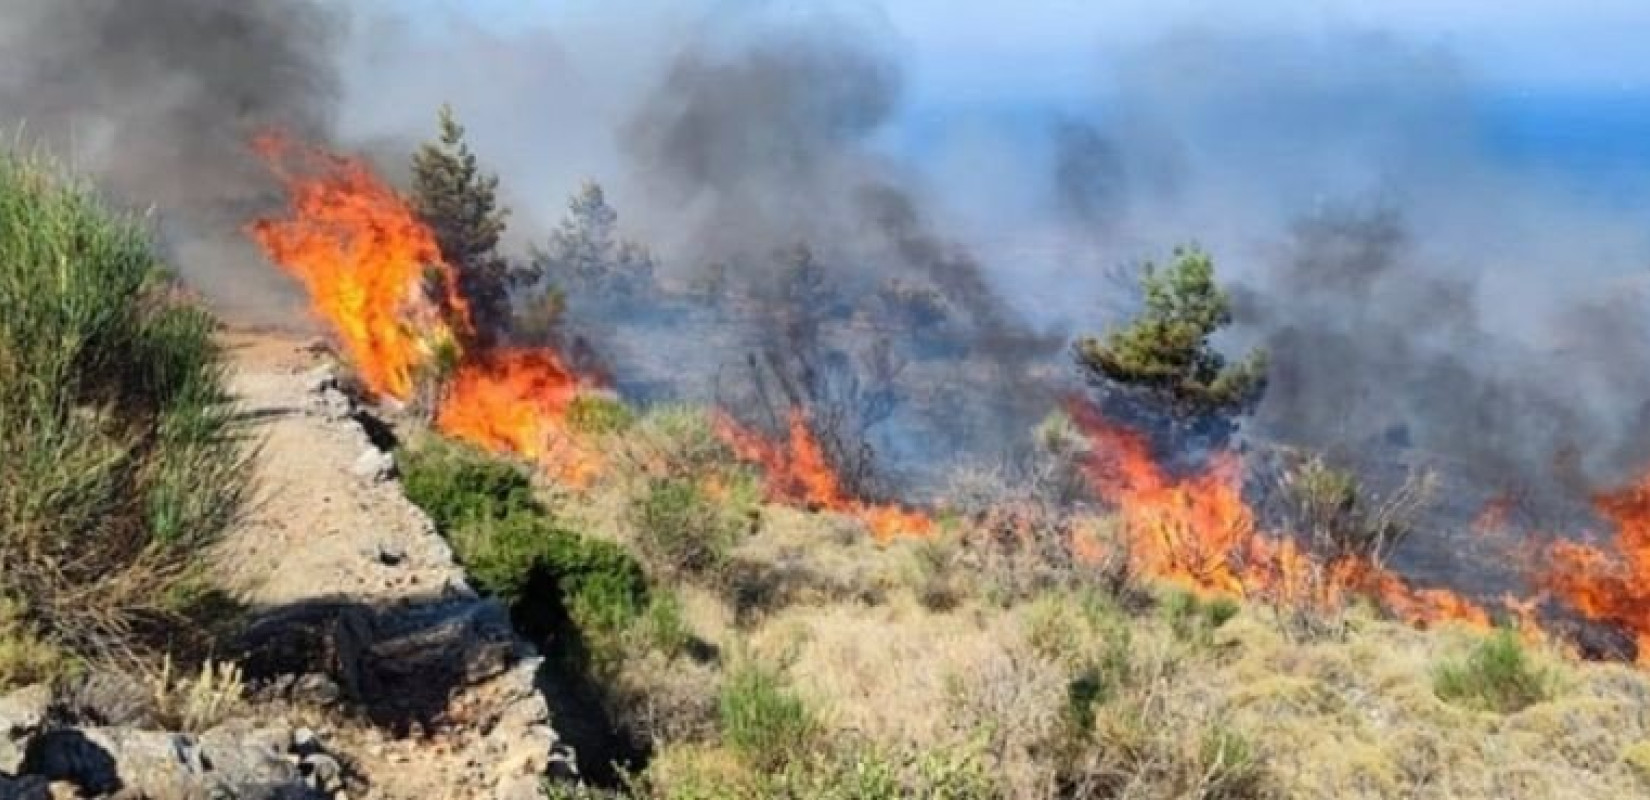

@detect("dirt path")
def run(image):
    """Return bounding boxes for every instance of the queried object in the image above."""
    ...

[215,330,467,607]
[213,330,560,800]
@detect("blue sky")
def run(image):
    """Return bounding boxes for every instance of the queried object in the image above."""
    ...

[403,1,1650,98]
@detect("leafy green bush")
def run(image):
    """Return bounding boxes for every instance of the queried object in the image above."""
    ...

[1163,589,1240,645]
[399,436,540,530]
[628,478,750,579]
[1433,630,1553,713]
[631,591,693,660]
[0,150,245,674]
[399,438,647,637]
[718,664,818,772]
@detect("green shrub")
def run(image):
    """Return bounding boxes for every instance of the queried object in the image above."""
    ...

[1163,589,1240,645]
[718,664,818,772]
[0,150,245,671]
[1197,726,1268,799]
[399,437,648,639]
[1433,630,1553,713]
[628,478,749,578]
[628,406,737,478]
[632,591,693,659]
[399,436,540,529]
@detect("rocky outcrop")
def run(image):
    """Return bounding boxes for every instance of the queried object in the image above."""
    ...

[20,723,334,799]
[208,340,575,799]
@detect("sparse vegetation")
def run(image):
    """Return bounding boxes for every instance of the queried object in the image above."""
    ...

[628,478,748,579]
[0,151,246,681]
[1433,630,1554,713]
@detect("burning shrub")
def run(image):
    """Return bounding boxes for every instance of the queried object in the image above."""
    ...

[1273,453,1436,568]
[1433,630,1554,714]
[567,395,638,437]
[0,151,247,675]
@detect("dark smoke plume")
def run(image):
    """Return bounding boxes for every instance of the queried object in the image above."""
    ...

[0,0,341,321]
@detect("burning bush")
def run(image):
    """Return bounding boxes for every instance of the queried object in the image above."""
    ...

[0,150,247,676]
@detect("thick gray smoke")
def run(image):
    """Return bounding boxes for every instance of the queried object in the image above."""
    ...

[1009,30,1650,500]
[612,24,1066,487]
[0,0,340,322]
[6,1,1650,508]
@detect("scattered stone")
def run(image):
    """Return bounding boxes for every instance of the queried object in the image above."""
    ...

[18,723,337,800]
[298,752,343,794]
[375,543,406,567]
[291,728,322,758]
[314,388,354,422]
[0,685,52,773]
[350,448,396,483]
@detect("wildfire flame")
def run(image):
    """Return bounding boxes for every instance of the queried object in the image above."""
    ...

[1544,475,1650,664]
[247,134,469,399]
[1066,400,1488,627]
[715,408,932,542]
[249,134,601,483]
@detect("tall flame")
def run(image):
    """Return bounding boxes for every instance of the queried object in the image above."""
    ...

[1067,400,1488,627]
[1544,475,1650,663]
[249,135,600,483]
[715,408,932,542]
[247,134,470,399]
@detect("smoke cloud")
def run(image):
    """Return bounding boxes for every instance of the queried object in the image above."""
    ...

[5,1,1650,513]
[0,0,342,322]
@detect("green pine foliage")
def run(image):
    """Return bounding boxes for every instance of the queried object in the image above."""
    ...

[1075,246,1268,421]
[411,104,518,337]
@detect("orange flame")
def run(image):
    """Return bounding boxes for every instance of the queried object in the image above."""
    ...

[247,134,470,399]
[1544,474,1650,664]
[1066,400,1487,627]
[715,408,932,541]
[436,348,603,486]
[249,135,601,484]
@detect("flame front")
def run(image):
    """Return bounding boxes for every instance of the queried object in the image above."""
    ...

[1067,400,1488,626]
[247,134,469,399]
[249,136,599,483]
[1544,475,1650,663]
[716,408,932,541]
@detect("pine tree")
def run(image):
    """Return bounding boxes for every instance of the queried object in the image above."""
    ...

[534,181,655,298]
[1074,246,1268,450]
[411,104,517,339]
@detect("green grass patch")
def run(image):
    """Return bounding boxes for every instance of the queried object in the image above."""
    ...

[717,663,818,772]
[0,149,246,679]
[1433,629,1553,714]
